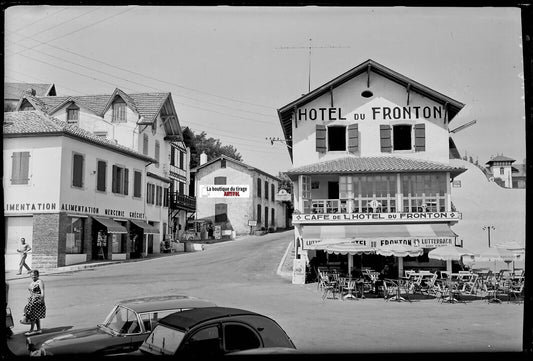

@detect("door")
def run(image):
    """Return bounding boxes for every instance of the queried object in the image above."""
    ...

[5,216,33,270]
[328,182,339,199]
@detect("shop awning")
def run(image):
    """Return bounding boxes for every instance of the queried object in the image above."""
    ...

[130,220,160,234]
[93,216,127,234]
[302,223,456,250]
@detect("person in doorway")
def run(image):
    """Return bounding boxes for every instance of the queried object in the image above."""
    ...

[16,238,32,275]
[23,270,46,336]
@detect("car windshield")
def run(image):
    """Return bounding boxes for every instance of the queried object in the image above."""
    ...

[140,325,185,355]
[102,305,141,334]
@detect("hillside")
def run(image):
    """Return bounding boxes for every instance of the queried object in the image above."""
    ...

[449,159,525,270]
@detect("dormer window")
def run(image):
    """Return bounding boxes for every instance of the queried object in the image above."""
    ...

[66,104,79,125]
[112,98,126,122]
[328,126,346,151]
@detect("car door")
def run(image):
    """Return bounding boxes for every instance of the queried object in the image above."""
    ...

[177,323,223,358]
[221,321,262,353]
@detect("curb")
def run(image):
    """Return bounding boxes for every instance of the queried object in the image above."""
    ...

[276,241,293,279]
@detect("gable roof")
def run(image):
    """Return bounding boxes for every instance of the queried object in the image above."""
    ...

[4,83,56,99]
[285,156,466,179]
[193,154,281,182]
[277,59,465,160]
[15,89,182,136]
[3,111,157,163]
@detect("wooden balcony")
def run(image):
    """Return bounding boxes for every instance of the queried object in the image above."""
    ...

[169,192,196,212]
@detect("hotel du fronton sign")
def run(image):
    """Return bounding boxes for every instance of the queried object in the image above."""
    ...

[292,212,461,224]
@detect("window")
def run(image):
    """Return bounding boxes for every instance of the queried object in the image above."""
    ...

[214,176,227,185]
[66,217,84,254]
[264,181,269,199]
[179,151,185,170]
[96,160,106,192]
[393,125,412,150]
[223,324,260,352]
[215,203,228,223]
[265,206,269,228]
[180,326,220,358]
[271,208,275,227]
[163,188,169,207]
[72,153,84,188]
[328,126,346,151]
[500,167,505,175]
[147,183,155,204]
[133,170,142,198]
[155,140,160,168]
[178,181,185,195]
[93,131,107,138]
[257,204,262,223]
[170,147,175,166]
[112,99,126,122]
[112,165,129,195]
[66,105,79,124]
[11,151,30,185]
[257,178,262,197]
[143,134,149,155]
[401,173,447,212]
[220,158,226,168]
[271,184,275,201]
[156,186,162,206]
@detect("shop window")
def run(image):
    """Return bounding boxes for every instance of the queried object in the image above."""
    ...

[257,178,262,197]
[133,170,142,198]
[66,104,79,124]
[154,141,160,168]
[112,99,126,122]
[393,124,412,150]
[72,153,84,188]
[66,217,84,254]
[97,160,107,192]
[11,151,30,185]
[112,165,129,195]
[143,134,149,155]
[215,203,228,223]
[214,176,227,185]
[328,126,346,151]
[264,181,269,199]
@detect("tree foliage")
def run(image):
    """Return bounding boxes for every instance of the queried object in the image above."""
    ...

[182,127,242,169]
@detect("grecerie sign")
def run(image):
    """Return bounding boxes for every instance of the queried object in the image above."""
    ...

[292,212,461,224]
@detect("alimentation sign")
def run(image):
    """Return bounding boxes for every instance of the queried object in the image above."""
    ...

[199,185,250,198]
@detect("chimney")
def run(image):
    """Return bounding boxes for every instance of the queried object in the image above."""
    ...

[200,151,207,165]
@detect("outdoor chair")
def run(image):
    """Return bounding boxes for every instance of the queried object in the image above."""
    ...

[419,273,438,296]
[507,279,525,303]
[322,275,338,301]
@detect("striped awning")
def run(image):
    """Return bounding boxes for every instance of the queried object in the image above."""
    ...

[302,223,456,250]
[130,220,159,234]
[92,216,127,234]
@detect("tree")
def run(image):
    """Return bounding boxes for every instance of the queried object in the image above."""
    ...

[182,127,242,169]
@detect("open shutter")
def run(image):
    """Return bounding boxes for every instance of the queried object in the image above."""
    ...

[380,125,392,153]
[124,168,129,195]
[414,124,426,152]
[347,124,359,153]
[316,124,326,153]
[11,152,30,184]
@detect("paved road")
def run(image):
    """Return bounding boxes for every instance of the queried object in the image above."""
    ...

[5,230,524,354]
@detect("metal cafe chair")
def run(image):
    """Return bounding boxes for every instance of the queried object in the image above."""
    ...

[322,274,339,301]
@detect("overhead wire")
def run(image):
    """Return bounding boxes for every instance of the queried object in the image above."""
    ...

[9,6,71,34]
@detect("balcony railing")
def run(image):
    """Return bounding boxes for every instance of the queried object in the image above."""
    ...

[169,192,196,212]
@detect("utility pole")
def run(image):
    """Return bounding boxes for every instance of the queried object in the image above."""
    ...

[276,38,349,93]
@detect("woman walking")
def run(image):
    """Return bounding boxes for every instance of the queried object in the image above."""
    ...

[23,270,46,336]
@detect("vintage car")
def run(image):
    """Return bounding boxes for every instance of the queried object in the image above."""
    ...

[134,306,296,357]
[26,295,216,356]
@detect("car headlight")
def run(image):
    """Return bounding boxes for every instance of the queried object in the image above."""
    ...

[30,347,49,357]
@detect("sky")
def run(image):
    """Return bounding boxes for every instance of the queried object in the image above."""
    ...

[4,6,527,176]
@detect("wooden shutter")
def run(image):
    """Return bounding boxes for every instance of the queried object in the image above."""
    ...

[97,161,106,191]
[124,168,129,195]
[134,171,142,197]
[347,124,359,153]
[414,124,426,152]
[73,154,84,187]
[112,165,118,193]
[143,134,149,155]
[316,124,327,153]
[11,151,30,184]
[380,125,392,153]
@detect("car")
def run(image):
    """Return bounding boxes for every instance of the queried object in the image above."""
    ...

[26,295,217,356]
[134,306,296,357]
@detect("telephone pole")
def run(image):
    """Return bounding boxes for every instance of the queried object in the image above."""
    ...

[276,38,349,93]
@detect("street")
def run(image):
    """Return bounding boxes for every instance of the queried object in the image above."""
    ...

[6,230,523,354]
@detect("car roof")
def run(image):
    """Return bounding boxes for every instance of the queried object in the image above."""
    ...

[116,295,216,313]
[159,307,265,330]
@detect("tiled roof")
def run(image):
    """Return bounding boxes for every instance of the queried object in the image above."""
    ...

[286,156,466,177]
[486,155,516,164]
[3,111,157,163]
[4,83,55,99]
[194,155,281,182]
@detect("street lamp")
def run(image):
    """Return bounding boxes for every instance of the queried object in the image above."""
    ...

[482,225,495,247]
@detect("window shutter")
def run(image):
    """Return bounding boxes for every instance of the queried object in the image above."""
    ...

[134,171,142,197]
[347,124,359,153]
[124,168,129,195]
[316,124,327,153]
[380,125,392,153]
[414,124,426,152]
[73,154,84,187]
[143,134,149,155]
[112,165,118,193]
[97,161,106,191]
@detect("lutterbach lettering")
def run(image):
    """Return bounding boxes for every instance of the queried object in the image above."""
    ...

[372,106,442,120]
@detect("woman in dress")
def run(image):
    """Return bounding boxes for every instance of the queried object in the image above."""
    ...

[24,269,46,336]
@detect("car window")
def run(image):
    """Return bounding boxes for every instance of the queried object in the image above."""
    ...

[104,306,140,334]
[180,325,221,357]
[141,324,185,355]
[223,323,261,352]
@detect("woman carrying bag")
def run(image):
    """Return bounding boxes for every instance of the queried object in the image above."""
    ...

[21,270,46,336]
